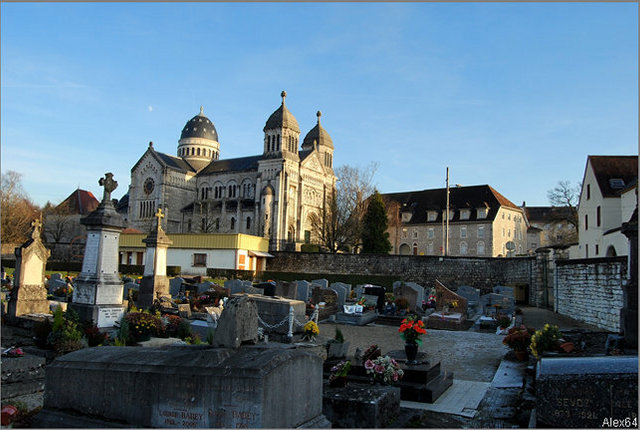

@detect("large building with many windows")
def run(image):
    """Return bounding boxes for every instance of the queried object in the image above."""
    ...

[383,185,527,257]
[126,91,336,251]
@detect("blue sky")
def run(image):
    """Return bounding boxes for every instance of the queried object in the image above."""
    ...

[1,3,637,208]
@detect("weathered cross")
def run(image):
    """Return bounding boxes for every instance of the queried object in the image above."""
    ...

[98,172,118,202]
[30,218,42,239]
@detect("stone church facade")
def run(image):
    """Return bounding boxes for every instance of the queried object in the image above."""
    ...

[127,91,336,251]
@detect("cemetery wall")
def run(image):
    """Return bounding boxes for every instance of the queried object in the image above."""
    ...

[268,252,536,294]
[555,256,627,332]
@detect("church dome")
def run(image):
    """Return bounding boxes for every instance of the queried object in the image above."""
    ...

[302,111,333,149]
[264,91,300,133]
[180,107,218,141]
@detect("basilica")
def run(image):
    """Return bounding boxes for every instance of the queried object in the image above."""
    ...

[126,91,336,251]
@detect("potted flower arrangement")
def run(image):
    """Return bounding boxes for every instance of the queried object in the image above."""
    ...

[398,315,426,364]
[502,325,534,361]
[303,320,319,341]
[329,360,352,387]
[530,324,562,359]
[364,356,404,384]
[123,311,162,343]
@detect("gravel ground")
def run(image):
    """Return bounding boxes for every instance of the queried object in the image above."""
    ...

[319,321,508,382]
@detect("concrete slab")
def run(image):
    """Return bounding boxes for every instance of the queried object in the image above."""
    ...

[400,379,490,418]
[491,359,527,388]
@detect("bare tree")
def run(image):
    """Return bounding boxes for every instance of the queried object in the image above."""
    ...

[547,180,580,230]
[1,171,40,245]
[42,201,75,260]
[309,162,378,252]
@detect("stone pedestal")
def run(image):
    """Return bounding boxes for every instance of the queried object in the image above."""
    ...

[8,219,50,320]
[323,383,400,428]
[70,173,126,328]
[138,209,173,309]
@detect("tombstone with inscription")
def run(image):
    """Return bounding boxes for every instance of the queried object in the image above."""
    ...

[139,209,173,309]
[354,284,365,300]
[536,356,638,428]
[311,279,329,289]
[177,303,192,319]
[34,345,330,428]
[169,277,184,297]
[329,284,347,308]
[296,280,311,302]
[47,278,67,295]
[331,282,352,299]
[8,218,51,319]
[275,281,297,299]
[311,287,338,322]
[480,293,515,316]
[456,286,481,316]
[393,282,424,313]
[363,285,386,313]
[493,285,514,298]
[70,173,127,328]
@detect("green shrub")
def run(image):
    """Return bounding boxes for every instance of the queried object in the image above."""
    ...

[177,319,193,340]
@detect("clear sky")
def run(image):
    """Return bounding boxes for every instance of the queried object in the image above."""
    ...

[1,3,637,208]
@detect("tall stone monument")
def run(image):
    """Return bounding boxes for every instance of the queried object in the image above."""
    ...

[8,218,51,319]
[70,173,126,328]
[138,208,173,309]
[621,208,637,349]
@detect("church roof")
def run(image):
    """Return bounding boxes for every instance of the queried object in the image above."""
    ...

[382,185,521,224]
[56,189,100,215]
[302,111,333,150]
[198,155,262,175]
[180,107,219,141]
[264,91,300,133]
[156,152,196,172]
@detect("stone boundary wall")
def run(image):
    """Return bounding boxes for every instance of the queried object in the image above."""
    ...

[268,252,536,294]
[555,256,627,332]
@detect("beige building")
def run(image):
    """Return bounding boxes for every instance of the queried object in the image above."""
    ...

[383,185,527,257]
[125,91,336,251]
[523,206,578,253]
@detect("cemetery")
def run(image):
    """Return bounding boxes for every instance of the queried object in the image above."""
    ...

[0,174,638,428]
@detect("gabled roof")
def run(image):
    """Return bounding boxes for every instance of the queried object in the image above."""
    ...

[588,155,638,198]
[57,189,100,215]
[131,145,196,174]
[382,184,521,224]
[198,155,262,175]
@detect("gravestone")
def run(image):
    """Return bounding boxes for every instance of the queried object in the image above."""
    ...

[213,295,259,348]
[243,285,264,295]
[196,281,214,295]
[363,285,386,313]
[275,281,297,299]
[50,273,63,281]
[8,219,51,319]
[354,285,365,299]
[361,294,380,307]
[48,278,67,295]
[224,279,245,295]
[169,277,184,297]
[70,173,126,328]
[493,285,514,298]
[331,282,352,300]
[123,282,139,301]
[35,346,329,428]
[393,281,425,311]
[456,286,480,316]
[393,283,423,313]
[311,287,338,322]
[536,356,638,428]
[480,293,515,316]
[296,280,311,301]
[329,284,347,308]
[138,209,173,309]
[311,279,329,289]
[177,304,192,319]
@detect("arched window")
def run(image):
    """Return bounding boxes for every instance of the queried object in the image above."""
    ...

[277,134,280,151]
[477,241,485,256]
[246,216,251,230]
[460,241,468,255]
[197,148,201,156]
[230,217,235,230]
[412,243,418,255]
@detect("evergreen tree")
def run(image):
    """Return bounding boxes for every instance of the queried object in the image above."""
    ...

[361,190,392,254]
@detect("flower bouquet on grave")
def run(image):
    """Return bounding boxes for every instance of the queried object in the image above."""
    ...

[530,324,562,359]
[361,344,382,362]
[329,360,352,387]
[302,320,319,342]
[364,356,404,385]
[398,315,427,345]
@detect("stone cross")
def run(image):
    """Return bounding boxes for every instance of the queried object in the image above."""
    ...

[98,172,118,203]
[155,208,165,230]
[30,217,42,240]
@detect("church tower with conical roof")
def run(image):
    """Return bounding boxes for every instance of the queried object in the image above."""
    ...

[177,106,220,171]
[302,110,334,173]
[262,91,301,162]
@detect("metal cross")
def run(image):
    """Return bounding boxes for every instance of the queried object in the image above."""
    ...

[98,173,118,202]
